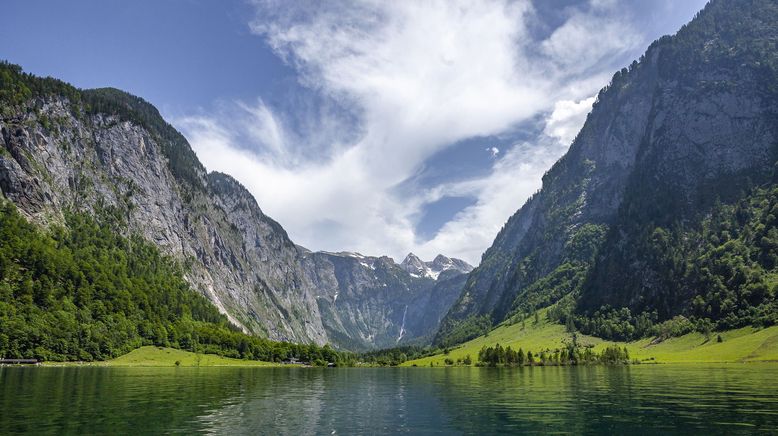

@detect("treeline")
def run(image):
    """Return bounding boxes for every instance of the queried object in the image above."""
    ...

[0,201,348,364]
[476,341,631,367]
[357,345,440,366]
[571,308,716,342]
[435,314,492,348]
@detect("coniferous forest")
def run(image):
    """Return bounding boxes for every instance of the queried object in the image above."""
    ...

[0,201,343,364]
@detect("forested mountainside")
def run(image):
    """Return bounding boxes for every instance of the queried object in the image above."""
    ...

[0,200,343,362]
[436,0,778,346]
[0,62,469,351]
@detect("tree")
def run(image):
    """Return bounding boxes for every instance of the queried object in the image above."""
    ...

[565,317,576,333]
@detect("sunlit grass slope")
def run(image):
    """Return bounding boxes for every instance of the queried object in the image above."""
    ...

[403,308,778,366]
[45,346,283,367]
[626,326,778,363]
[404,308,603,367]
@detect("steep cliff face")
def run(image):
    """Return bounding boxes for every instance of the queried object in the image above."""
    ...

[578,0,778,319]
[436,0,778,345]
[0,70,469,349]
[0,94,327,344]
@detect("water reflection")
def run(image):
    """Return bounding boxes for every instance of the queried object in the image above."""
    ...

[2,365,778,434]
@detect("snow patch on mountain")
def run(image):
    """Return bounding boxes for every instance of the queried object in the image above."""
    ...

[399,253,473,280]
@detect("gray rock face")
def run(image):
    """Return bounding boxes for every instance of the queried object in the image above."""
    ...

[436,0,778,344]
[0,100,326,343]
[0,91,467,350]
[438,47,661,337]
[302,252,467,349]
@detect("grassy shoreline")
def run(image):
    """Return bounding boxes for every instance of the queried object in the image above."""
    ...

[21,321,778,368]
[402,310,778,367]
[40,346,291,367]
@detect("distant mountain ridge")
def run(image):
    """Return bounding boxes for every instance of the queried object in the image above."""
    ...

[302,251,468,349]
[399,253,473,280]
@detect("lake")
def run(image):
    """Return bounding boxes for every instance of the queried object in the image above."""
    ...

[2,364,778,434]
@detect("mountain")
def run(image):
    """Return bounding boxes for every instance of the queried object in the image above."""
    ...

[399,253,473,280]
[436,0,778,346]
[302,251,469,349]
[0,65,467,350]
[0,82,329,344]
[0,197,345,362]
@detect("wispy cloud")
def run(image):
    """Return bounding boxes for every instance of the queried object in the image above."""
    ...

[543,97,597,146]
[176,0,703,264]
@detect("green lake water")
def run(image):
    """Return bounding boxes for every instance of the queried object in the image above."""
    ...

[2,364,778,434]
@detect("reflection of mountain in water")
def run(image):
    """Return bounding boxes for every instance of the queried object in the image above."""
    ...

[4,366,778,433]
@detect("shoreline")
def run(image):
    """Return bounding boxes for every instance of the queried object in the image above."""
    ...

[3,359,776,368]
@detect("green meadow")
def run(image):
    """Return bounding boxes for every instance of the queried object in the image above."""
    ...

[403,308,778,367]
[43,346,285,367]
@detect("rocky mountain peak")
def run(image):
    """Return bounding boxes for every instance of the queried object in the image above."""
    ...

[431,254,452,268]
[401,252,424,267]
[400,253,473,280]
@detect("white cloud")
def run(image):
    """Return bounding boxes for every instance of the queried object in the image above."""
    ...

[236,100,286,158]
[487,146,501,157]
[250,0,547,177]
[176,0,684,265]
[543,97,596,146]
[412,136,571,263]
[541,12,639,76]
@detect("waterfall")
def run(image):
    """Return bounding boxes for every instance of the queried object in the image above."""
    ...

[396,305,408,342]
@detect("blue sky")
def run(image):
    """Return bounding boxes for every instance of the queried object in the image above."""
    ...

[2,0,708,264]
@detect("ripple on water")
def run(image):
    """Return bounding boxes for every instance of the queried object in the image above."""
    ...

[1,365,778,434]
